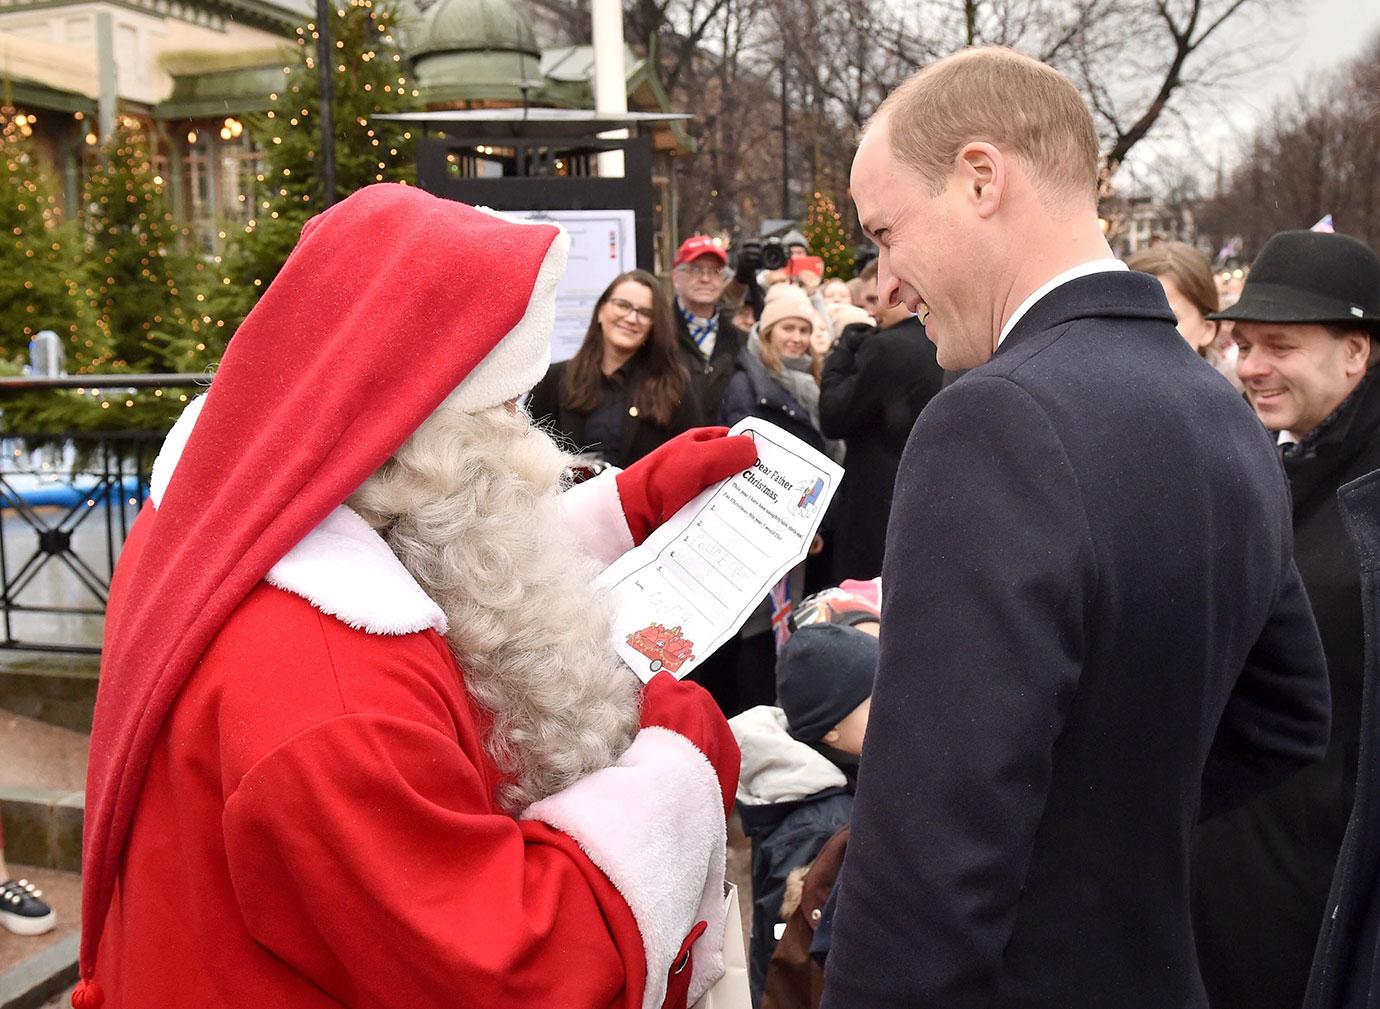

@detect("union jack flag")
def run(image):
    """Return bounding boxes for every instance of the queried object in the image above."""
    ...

[769,575,793,648]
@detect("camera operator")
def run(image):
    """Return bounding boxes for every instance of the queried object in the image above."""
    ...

[671,235,748,424]
[725,238,773,322]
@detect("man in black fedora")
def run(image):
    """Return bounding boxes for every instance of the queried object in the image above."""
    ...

[1194,228,1380,1009]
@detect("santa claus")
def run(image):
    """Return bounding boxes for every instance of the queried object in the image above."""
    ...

[72,185,755,1009]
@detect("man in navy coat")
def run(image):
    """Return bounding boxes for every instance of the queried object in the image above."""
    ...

[820,47,1332,1009]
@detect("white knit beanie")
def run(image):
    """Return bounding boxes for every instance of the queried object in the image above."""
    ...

[758,292,815,337]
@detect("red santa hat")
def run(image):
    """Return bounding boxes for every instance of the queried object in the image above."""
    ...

[74,184,567,998]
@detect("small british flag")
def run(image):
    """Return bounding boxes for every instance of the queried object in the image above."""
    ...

[769,575,793,648]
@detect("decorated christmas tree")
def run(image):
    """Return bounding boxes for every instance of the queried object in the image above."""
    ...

[0,106,88,364]
[803,190,854,281]
[81,120,198,372]
[189,0,419,366]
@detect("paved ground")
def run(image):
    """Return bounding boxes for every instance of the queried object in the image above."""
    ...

[0,864,79,985]
[40,982,75,1007]
[0,712,87,794]
[40,983,75,1007]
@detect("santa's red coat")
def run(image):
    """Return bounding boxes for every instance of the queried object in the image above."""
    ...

[90,407,727,1008]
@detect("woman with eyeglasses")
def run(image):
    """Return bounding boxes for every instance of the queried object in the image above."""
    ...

[528,269,702,469]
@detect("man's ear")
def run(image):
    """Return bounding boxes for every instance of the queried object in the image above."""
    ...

[958,142,1004,219]
[1346,331,1372,377]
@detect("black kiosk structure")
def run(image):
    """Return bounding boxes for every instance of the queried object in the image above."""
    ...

[375,108,691,272]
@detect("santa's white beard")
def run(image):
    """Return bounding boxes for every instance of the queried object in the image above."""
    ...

[347,401,640,812]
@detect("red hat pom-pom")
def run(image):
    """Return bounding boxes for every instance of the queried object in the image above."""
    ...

[71,979,104,1009]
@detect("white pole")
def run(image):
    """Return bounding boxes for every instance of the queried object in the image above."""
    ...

[591,0,627,177]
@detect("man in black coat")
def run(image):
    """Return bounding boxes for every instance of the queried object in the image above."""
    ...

[1194,230,1380,1009]
[819,298,945,581]
[670,235,746,423]
[821,47,1332,1009]
[1307,468,1380,1009]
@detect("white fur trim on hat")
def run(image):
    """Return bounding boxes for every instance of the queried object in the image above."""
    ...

[448,214,571,414]
[521,725,728,1009]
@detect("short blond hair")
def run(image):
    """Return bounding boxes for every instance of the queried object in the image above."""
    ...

[873,46,1100,206]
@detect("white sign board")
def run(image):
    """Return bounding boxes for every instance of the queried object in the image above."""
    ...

[510,209,638,362]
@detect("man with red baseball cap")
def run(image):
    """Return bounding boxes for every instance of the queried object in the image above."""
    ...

[671,235,745,423]
[72,185,755,1009]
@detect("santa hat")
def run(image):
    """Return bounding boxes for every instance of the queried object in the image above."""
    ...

[75,185,567,997]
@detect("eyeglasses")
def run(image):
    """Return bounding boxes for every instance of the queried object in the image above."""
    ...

[677,263,727,280]
[607,297,655,323]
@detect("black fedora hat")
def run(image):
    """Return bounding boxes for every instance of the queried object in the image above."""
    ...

[1210,230,1380,332]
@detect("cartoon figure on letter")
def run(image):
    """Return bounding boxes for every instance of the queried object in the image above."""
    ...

[796,477,825,512]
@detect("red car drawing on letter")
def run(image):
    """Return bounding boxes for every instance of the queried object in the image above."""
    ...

[626,622,696,674]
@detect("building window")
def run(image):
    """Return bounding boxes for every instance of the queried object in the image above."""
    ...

[183,125,259,253]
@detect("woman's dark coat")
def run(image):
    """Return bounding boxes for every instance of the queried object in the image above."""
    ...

[1195,371,1380,1009]
[527,357,702,469]
[719,349,826,453]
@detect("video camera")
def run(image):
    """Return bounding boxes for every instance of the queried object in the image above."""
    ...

[733,237,790,274]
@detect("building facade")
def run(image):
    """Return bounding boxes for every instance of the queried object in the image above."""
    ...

[1,0,687,254]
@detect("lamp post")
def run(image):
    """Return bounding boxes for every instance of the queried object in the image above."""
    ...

[591,0,627,177]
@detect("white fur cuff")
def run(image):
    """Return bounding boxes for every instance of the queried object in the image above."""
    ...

[557,470,636,569]
[522,726,728,1009]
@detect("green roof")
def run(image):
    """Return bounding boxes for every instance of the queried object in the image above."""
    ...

[154,60,288,119]
[408,0,539,61]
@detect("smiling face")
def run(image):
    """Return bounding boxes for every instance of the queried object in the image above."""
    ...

[851,124,988,369]
[671,255,728,314]
[1234,320,1371,435]
[766,317,813,358]
[597,280,654,360]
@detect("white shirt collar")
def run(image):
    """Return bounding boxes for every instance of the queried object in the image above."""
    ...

[997,258,1129,348]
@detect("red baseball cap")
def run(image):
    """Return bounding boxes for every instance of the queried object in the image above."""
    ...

[674,235,728,268]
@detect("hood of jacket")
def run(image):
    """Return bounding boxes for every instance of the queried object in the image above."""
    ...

[730,705,847,808]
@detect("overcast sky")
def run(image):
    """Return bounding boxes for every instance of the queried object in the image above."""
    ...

[1149,0,1380,184]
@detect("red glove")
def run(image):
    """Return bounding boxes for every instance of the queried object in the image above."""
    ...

[640,672,739,817]
[616,427,757,545]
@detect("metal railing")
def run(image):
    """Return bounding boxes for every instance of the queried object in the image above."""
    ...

[0,375,207,653]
